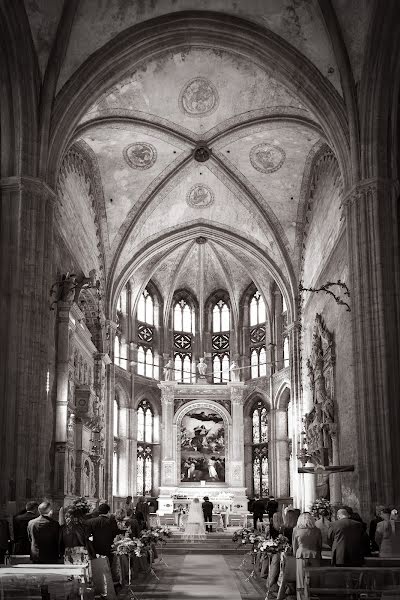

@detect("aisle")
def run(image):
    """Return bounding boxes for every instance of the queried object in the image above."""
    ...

[169,554,242,599]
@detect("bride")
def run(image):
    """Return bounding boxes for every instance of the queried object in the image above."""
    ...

[182,497,207,541]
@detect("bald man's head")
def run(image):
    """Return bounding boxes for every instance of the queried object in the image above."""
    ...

[337,508,350,519]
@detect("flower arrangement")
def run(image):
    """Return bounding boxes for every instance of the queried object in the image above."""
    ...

[310,497,333,520]
[232,528,266,547]
[257,534,290,557]
[112,534,145,557]
[66,497,91,519]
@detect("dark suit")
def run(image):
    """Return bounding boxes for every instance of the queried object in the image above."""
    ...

[86,514,119,560]
[253,499,266,529]
[202,501,214,532]
[135,500,150,527]
[328,518,369,566]
[27,515,60,564]
[266,499,279,520]
[13,511,38,554]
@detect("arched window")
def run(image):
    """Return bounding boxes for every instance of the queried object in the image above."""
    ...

[252,400,269,496]
[136,287,159,379]
[113,398,120,495]
[137,400,153,496]
[114,335,121,367]
[173,295,195,382]
[283,336,290,367]
[212,298,230,383]
[249,290,267,378]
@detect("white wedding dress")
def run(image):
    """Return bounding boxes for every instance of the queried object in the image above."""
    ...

[182,498,207,541]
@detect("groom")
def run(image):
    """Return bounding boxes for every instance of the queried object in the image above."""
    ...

[202,496,214,533]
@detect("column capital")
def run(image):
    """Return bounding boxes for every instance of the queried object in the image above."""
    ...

[342,177,399,210]
[0,176,56,202]
[228,382,246,405]
[157,381,177,404]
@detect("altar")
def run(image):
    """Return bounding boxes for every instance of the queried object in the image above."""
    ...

[157,381,248,514]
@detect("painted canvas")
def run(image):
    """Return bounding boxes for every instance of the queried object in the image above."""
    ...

[180,408,225,482]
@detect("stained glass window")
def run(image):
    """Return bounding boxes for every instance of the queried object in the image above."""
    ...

[213,300,230,333]
[250,291,266,326]
[137,401,154,496]
[174,299,194,333]
[137,345,158,379]
[138,288,154,325]
[283,336,290,367]
[174,353,193,383]
[213,353,230,383]
[249,290,267,378]
[252,401,269,496]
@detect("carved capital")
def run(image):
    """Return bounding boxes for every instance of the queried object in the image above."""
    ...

[342,177,399,211]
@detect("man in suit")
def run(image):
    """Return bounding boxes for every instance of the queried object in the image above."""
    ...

[13,501,38,555]
[27,501,60,564]
[266,496,279,520]
[135,496,150,528]
[202,496,214,532]
[86,503,119,562]
[252,495,266,530]
[328,508,370,566]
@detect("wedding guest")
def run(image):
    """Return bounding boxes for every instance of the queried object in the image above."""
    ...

[27,501,60,564]
[60,507,93,564]
[126,512,142,538]
[124,496,134,512]
[135,496,150,528]
[271,511,284,539]
[86,503,119,562]
[0,507,11,563]
[202,496,214,532]
[283,509,298,541]
[369,505,384,551]
[114,508,128,531]
[315,508,331,548]
[292,512,322,600]
[375,508,398,557]
[328,508,369,566]
[267,496,279,520]
[252,495,266,530]
[13,501,38,554]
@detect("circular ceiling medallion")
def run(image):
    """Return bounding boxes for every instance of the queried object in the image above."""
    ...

[249,143,286,174]
[194,145,212,162]
[186,184,214,208]
[123,142,157,170]
[179,78,219,116]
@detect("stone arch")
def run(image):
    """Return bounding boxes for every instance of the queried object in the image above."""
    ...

[275,382,291,411]
[133,390,160,417]
[114,380,130,409]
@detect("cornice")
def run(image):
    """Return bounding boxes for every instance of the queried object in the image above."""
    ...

[0,176,56,201]
[341,177,400,209]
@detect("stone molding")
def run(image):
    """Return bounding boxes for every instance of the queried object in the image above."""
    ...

[341,177,400,210]
[0,176,56,201]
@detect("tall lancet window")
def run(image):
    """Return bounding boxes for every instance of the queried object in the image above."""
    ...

[252,400,269,496]
[113,398,121,496]
[212,299,230,383]
[249,290,267,378]
[173,296,195,382]
[282,295,289,368]
[136,400,153,496]
[136,287,159,379]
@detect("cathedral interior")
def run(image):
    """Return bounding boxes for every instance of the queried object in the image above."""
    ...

[1,0,399,529]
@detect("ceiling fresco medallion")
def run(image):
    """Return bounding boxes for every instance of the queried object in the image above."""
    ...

[179,78,219,117]
[186,184,214,208]
[249,143,286,174]
[123,142,157,170]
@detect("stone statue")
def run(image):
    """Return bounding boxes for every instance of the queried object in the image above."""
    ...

[197,357,207,377]
[163,359,173,381]
[73,269,98,304]
[58,272,77,304]
[229,361,240,382]
[82,461,90,497]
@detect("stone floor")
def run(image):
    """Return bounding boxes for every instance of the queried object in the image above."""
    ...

[118,553,267,600]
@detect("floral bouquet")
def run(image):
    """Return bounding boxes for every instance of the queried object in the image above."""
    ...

[65,497,91,520]
[257,534,290,557]
[112,534,145,557]
[232,528,266,547]
[310,497,333,520]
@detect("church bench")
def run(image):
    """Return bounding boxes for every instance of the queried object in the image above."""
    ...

[304,566,400,600]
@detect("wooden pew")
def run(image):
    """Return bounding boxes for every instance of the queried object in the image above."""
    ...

[304,565,400,600]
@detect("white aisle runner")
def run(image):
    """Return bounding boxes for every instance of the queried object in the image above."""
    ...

[170,554,242,599]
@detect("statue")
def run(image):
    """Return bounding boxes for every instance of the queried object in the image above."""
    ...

[229,361,240,382]
[197,357,207,378]
[163,359,173,381]
[82,461,90,497]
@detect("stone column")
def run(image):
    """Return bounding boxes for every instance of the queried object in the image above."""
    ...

[104,321,117,504]
[0,177,55,508]
[228,383,248,510]
[345,178,400,511]
[275,409,290,498]
[287,322,303,508]
[274,290,284,370]
[157,382,176,513]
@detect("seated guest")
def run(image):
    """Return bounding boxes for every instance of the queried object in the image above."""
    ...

[271,511,284,539]
[13,501,38,554]
[86,503,119,562]
[315,508,331,548]
[293,512,322,600]
[28,501,60,564]
[375,508,398,557]
[283,509,298,542]
[60,506,93,564]
[328,508,369,566]
[369,505,385,551]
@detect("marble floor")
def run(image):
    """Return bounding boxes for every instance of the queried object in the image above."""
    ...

[118,553,266,600]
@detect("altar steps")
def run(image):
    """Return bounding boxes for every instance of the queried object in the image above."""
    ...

[163,531,248,554]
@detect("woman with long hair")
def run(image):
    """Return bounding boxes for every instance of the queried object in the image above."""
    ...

[60,506,93,565]
[182,498,206,542]
[375,508,399,557]
[292,512,322,600]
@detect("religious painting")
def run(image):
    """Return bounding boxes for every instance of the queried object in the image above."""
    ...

[186,184,214,208]
[179,77,219,116]
[249,143,286,174]
[123,142,157,170]
[180,408,225,482]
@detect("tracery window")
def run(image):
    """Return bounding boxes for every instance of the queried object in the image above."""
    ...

[252,400,269,496]
[136,287,159,379]
[212,299,230,383]
[137,400,153,495]
[173,297,195,382]
[249,291,267,378]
